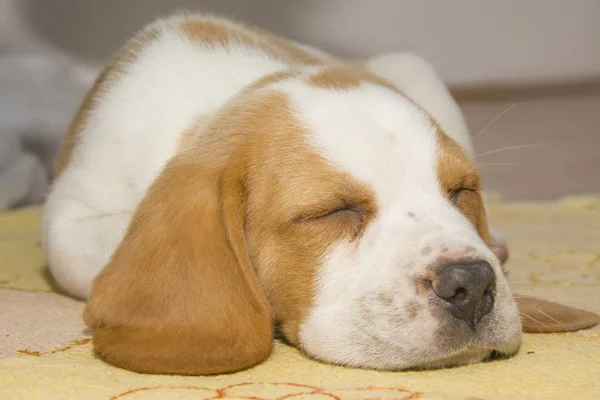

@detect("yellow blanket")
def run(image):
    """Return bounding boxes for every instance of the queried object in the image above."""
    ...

[1,200,599,400]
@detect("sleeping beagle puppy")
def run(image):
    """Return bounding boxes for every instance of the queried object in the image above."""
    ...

[42,13,598,375]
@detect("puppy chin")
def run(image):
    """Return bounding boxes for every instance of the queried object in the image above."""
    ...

[367,341,522,372]
[304,349,491,373]
[408,347,492,371]
[409,327,522,371]
[298,322,522,372]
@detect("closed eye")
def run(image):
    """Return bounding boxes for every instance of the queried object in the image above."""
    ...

[313,204,365,241]
[294,203,362,223]
[291,197,374,242]
[449,188,476,204]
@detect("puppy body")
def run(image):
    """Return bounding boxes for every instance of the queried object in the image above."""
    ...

[43,14,523,374]
[44,14,470,298]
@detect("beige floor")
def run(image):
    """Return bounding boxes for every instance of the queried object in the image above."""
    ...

[460,90,600,201]
[1,204,599,400]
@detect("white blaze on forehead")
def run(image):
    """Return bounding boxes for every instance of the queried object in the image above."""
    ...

[279,80,441,208]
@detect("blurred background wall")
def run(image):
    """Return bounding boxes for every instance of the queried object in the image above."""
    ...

[4,0,600,87]
[1,0,599,202]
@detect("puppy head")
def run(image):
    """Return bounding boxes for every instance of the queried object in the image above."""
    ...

[268,69,521,370]
[84,67,597,375]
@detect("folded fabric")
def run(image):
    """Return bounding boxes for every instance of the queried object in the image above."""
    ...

[0,53,93,210]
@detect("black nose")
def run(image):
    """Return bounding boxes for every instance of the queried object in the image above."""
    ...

[432,261,496,327]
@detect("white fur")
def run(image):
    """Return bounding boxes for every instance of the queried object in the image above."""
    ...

[43,14,521,369]
[43,15,290,299]
[281,80,520,368]
[366,53,473,157]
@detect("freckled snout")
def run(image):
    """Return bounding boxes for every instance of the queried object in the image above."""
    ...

[432,261,496,327]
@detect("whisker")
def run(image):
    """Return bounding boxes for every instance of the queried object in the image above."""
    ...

[475,144,544,159]
[511,285,539,288]
[530,305,569,332]
[511,291,540,296]
[519,312,556,333]
[474,103,529,138]
[65,193,105,214]
[477,162,518,167]
[75,211,133,221]
[511,290,542,297]
[513,293,535,299]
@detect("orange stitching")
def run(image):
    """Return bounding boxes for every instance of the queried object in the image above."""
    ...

[16,338,91,357]
[107,382,476,400]
[356,386,412,392]
[224,382,326,400]
[280,393,340,399]
[110,385,214,400]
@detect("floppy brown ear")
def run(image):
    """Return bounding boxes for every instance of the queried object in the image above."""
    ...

[515,296,600,333]
[486,227,599,332]
[83,157,273,375]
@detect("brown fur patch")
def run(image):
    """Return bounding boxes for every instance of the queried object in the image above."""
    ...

[179,14,326,66]
[306,65,398,92]
[233,91,377,344]
[436,129,489,243]
[83,81,377,373]
[84,155,273,375]
[54,14,325,178]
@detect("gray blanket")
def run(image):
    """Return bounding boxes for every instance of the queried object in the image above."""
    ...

[0,53,93,210]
